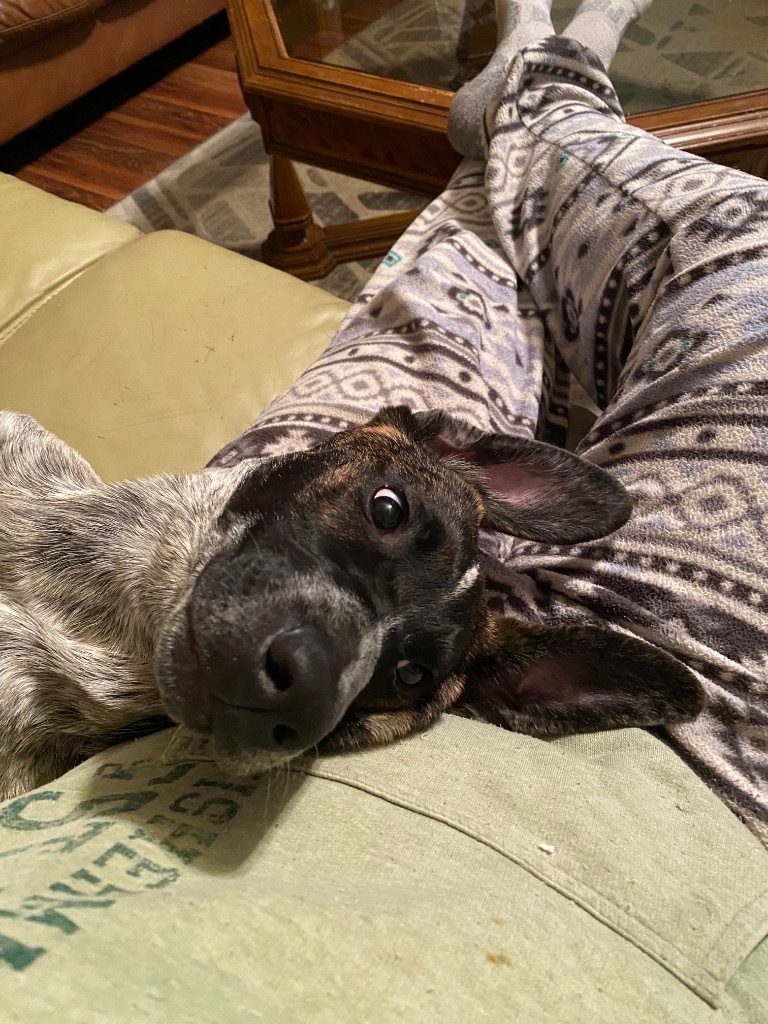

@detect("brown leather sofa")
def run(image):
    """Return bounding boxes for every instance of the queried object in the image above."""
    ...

[0,0,224,144]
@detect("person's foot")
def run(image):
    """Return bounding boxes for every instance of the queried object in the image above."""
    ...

[447,0,655,158]
[563,0,655,70]
[448,0,555,158]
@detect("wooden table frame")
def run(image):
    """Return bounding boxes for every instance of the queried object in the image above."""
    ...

[227,0,768,280]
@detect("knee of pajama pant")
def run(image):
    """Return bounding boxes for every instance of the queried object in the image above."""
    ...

[479,42,768,412]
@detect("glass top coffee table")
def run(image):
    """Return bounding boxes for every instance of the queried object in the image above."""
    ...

[227,0,768,279]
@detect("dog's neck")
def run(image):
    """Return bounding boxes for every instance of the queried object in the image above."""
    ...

[0,413,239,666]
[5,445,249,679]
[0,458,248,799]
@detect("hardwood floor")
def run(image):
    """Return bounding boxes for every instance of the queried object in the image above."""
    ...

[0,13,247,211]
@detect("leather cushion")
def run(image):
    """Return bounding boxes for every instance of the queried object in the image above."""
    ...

[0,173,139,342]
[0,227,349,480]
[0,0,110,54]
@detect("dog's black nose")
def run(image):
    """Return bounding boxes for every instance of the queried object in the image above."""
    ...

[209,625,340,754]
[264,626,323,694]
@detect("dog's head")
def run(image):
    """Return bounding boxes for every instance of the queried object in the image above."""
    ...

[155,406,702,772]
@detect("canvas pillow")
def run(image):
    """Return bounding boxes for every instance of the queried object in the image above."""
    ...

[1,715,766,1022]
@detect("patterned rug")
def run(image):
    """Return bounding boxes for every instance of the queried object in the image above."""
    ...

[108,0,767,302]
[107,118,425,303]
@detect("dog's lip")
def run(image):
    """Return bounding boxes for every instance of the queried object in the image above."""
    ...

[156,603,212,732]
[209,695,313,759]
[210,695,269,715]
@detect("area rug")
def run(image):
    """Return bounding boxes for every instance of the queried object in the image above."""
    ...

[106,116,425,302]
[108,0,767,302]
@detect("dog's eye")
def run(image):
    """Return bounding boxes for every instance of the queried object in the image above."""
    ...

[371,487,408,530]
[394,660,427,690]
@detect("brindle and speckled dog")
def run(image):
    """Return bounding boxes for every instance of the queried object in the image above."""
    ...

[0,407,702,799]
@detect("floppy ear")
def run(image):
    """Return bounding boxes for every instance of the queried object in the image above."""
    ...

[453,617,705,737]
[369,406,632,544]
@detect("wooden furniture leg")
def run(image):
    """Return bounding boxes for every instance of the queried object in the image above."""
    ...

[260,151,424,282]
[261,152,335,278]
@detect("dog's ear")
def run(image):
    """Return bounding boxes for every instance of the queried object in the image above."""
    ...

[369,406,631,544]
[453,617,704,736]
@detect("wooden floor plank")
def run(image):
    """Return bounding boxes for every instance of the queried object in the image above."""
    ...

[14,169,116,209]
[196,36,243,71]
[0,13,245,211]
[110,95,238,144]
[52,132,172,179]
[89,117,198,161]
[18,147,139,200]
[169,61,243,96]
[149,70,247,118]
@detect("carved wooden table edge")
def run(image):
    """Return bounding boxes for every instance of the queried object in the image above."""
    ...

[227,0,768,279]
[630,89,768,179]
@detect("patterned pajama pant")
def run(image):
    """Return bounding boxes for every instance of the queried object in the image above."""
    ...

[213,38,768,845]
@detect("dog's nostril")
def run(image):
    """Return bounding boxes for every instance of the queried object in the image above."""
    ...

[265,642,295,691]
[265,626,325,693]
[272,724,298,746]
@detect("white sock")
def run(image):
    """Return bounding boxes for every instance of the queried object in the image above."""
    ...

[563,0,654,69]
[448,0,555,158]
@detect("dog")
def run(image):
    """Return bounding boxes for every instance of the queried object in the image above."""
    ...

[0,405,703,800]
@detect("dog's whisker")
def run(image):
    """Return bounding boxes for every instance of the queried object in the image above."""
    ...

[281,760,292,809]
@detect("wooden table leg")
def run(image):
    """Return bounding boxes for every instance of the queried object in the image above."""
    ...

[259,152,424,282]
[260,153,335,278]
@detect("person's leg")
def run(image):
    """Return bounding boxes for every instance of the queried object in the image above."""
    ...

[216,0,658,467]
[448,0,653,159]
[471,10,768,844]
[563,0,653,68]
[447,0,555,158]
[211,156,555,469]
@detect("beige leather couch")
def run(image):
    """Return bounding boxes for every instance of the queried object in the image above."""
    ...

[1,172,767,1022]
[0,0,224,144]
[0,171,348,477]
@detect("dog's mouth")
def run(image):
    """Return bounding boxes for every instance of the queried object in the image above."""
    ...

[154,604,305,772]
[159,719,299,776]
[155,601,213,733]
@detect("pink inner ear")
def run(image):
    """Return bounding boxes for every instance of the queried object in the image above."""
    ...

[477,463,560,510]
[430,434,468,462]
[434,440,559,511]
[518,659,582,703]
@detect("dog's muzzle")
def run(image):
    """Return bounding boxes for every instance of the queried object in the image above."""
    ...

[155,551,382,773]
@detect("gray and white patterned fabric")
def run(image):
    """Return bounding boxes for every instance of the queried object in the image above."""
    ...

[211,37,768,847]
